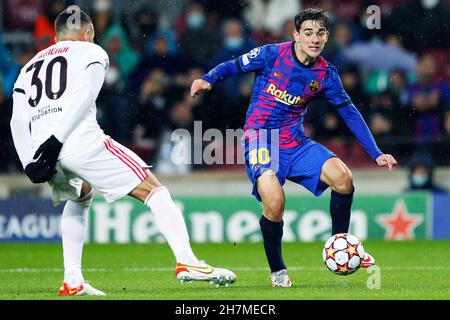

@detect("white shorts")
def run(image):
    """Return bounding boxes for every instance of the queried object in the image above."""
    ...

[49,135,148,205]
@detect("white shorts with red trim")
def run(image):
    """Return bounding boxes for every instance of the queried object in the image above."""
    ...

[49,135,148,205]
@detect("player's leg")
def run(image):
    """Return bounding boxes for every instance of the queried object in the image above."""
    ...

[128,171,236,286]
[62,135,235,286]
[128,170,199,266]
[243,131,291,287]
[61,181,92,287]
[58,181,105,296]
[319,157,375,267]
[320,157,354,235]
[256,171,292,287]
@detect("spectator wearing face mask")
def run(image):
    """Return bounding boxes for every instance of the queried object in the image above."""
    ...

[178,2,220,65]
[321,22,353,70]
[96,23,140,144]
[125,6,178,56]
[209,18,256,102]
[404,152,447,194]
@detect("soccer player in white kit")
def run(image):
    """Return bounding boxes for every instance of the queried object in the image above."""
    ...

[10,7,236,296]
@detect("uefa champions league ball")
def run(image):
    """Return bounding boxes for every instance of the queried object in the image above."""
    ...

[322,233,365,275]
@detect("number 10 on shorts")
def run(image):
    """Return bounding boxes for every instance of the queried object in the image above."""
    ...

[249,148,271,166]
[248,146,279,173]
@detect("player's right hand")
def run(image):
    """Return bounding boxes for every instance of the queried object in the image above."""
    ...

[375,154,397,172]
[190,79,212,97]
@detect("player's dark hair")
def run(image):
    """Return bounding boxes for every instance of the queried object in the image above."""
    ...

[294,8,329,31]
[54,7,92,35]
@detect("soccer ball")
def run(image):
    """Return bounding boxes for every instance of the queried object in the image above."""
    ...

[322,233,365,275]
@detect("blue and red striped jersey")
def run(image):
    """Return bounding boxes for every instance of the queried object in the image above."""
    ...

[237,42,350,148]
[202,41,382,159]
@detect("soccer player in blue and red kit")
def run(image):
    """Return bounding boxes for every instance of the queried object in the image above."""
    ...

[191,8,397,287]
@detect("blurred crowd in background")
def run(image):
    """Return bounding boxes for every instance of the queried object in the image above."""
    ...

[0,0,449,175]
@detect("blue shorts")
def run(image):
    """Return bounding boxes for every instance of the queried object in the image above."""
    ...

[243,136,336,202]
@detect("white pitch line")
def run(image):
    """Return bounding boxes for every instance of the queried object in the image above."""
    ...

[0,266,447,273]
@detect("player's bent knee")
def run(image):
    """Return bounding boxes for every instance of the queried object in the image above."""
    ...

[259,187,284,205]
[334,170,353,194]
[268,199,284,213]
[262,194,285,221]
[129,172,164,203]
[78,182,94,203]
[264,210,284,222]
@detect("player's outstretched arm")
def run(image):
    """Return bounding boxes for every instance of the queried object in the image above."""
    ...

[375,154,397,172]
[323,66,397,171]
[336,103,397,171]
[191,59,242,98]
[190,79,212,97]
[192,46,265,98]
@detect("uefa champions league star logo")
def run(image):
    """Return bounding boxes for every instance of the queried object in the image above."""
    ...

[248,47,261,59]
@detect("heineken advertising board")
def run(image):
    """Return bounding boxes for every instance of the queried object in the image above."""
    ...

[0,193,436,243]
[87,194,429,243]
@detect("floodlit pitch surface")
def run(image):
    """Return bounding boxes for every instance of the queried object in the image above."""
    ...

[0,240,449,299]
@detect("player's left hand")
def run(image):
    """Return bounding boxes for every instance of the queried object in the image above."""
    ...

[375,154,397,172]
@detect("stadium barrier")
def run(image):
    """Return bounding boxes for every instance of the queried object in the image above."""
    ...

[1,193,448,243]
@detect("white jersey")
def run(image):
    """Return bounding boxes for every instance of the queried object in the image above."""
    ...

[11,40,148,204]
[13,40,109,160]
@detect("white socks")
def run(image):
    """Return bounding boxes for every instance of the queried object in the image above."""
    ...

[145,186,199,266]
[61,185,199,288]
[61,191,93,287]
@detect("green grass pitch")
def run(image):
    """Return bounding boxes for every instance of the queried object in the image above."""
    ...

[0,240,449,300]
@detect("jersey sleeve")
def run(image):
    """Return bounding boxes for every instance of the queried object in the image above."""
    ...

[322,65,352,108]
[85,44,109,72]
[337,103,383,161]
[236,45,267,73]
[10,73,33,169]
[201,45,268,86]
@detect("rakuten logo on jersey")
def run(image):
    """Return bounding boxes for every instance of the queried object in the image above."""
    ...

[265,83,305,106]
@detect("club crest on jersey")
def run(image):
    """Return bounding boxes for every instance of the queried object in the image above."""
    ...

[266,83,305,106]
[253,164,262,171]
[309,80,320,92]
